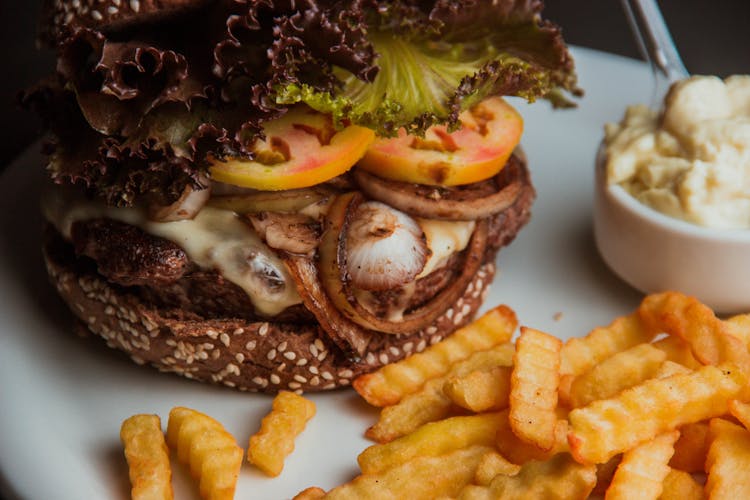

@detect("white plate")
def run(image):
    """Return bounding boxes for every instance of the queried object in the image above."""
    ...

[0,47,652,500]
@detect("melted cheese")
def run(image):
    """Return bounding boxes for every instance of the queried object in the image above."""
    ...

[42,189,302,317]
[42,188,476,319]
[417,218,476,278]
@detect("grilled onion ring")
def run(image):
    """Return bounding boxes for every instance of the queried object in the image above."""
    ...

[319,191,489,334]
[352,154,524,221]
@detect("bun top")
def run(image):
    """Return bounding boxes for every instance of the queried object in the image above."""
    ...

[42,0,210,43]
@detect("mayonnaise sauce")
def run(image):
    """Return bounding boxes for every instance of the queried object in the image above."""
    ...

[604,75,750,229]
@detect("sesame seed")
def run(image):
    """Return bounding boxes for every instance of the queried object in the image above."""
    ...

[309,376,320,386]
[309,366,318,374]
[338,369,353,378]
[91,9,103,20]
[309,344,319,357]
[296,358,308,366]
[366,352,377,365]
[379,353,389,365]
[220,333,231,347]
[270,374,281,385]
[294,374,307,383]
[233,328,245,335]
[314,339,325,351]
[317,351,327,361]
[403,342,414,353]
[206,329,219,339]
[245,340,257,351]
[267,349,277,360]
[258,323,269,336]
[426,325,438,335]
[416,340,427,352]
[389,346,400,357]
[224,381,236,388]
[211,350,221,360]
[321,371,333,381]
[283,352,296,360]
[289,382,302,390]
[235,353,245,363]
[278,341,288,352]
[129,0,140,13]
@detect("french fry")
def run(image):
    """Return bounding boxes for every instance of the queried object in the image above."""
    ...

[652,336,702,370]
[728,399,750,431]
[509,327,562,451]
[725,313,750,347]
[474,450,521,486]
[353,305,517,407]
[456,453,596,500]
[247,391,316,477]
[166,407,243,500]
[603,430,679,500]
[293,486,326,500]
[654,360,693,379]
[659,469,704,500]
[120,414,173,500]
[639,291,750,369]
[495,409,569,465]
[567,343,666,408]
[568,363,749,464]
[705,418,750,499]
[669,422,709,473]
[366,344,515,443]
[358,413,501,475]
[443,365,512,413]
[560,312,652,377]
[326,445,490,500]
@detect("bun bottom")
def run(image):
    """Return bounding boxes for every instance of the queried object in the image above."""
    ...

[43,234,496,393]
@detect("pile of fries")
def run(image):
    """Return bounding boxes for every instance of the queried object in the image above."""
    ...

[296,291,750,499]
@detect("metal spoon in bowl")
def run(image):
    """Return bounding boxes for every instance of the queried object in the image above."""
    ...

[621,0,689,103]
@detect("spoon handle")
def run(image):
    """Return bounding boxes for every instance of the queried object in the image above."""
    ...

[621,0,689,98]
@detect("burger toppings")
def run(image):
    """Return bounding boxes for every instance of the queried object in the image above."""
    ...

[319,191,489,334]
[353,153,525,221]
[357,97,523,186]
[209,107,375,190]
[345,201,428,292]
[148,174,211,222]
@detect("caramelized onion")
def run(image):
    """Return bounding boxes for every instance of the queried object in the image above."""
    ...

[283,254,370,359]
[148,180,210,222]
[247,212,320,257]
[319,192,489,334]
[352,155,524,221]
[346,201,428,291]
[208,185,334,214]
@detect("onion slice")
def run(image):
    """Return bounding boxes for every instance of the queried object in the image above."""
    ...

[319,191,489,334]
[283,254,370,359]
[346,201,428,291]
[208,186,334,214]
[148,178,211,222]
[352,154,524,221]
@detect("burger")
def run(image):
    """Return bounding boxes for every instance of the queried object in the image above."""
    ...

[26,0,579,392]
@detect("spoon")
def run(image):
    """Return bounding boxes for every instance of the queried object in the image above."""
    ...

[620,0,689,103]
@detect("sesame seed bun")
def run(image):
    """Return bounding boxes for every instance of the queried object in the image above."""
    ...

[43,231,496,392]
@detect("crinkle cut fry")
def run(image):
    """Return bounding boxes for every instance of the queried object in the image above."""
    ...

[166,407,243,500]
[248,391,316,477]
[509,327,562,451]
[603,430,679,500]
[354,304,517,407]
[567,362,749,465]
[705,418,750,499]
[365,343,516,443]
[120,414,173,500]
[638,291,750,369]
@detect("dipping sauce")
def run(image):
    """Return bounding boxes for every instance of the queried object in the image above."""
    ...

[604,75,750,229]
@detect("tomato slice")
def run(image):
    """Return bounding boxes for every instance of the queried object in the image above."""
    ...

[356,97,523,186]
[210,107,375,190]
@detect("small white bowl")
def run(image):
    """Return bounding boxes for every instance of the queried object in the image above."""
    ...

[593,147,750,314]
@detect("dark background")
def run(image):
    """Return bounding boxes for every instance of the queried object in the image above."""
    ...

[2,1,750,171]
